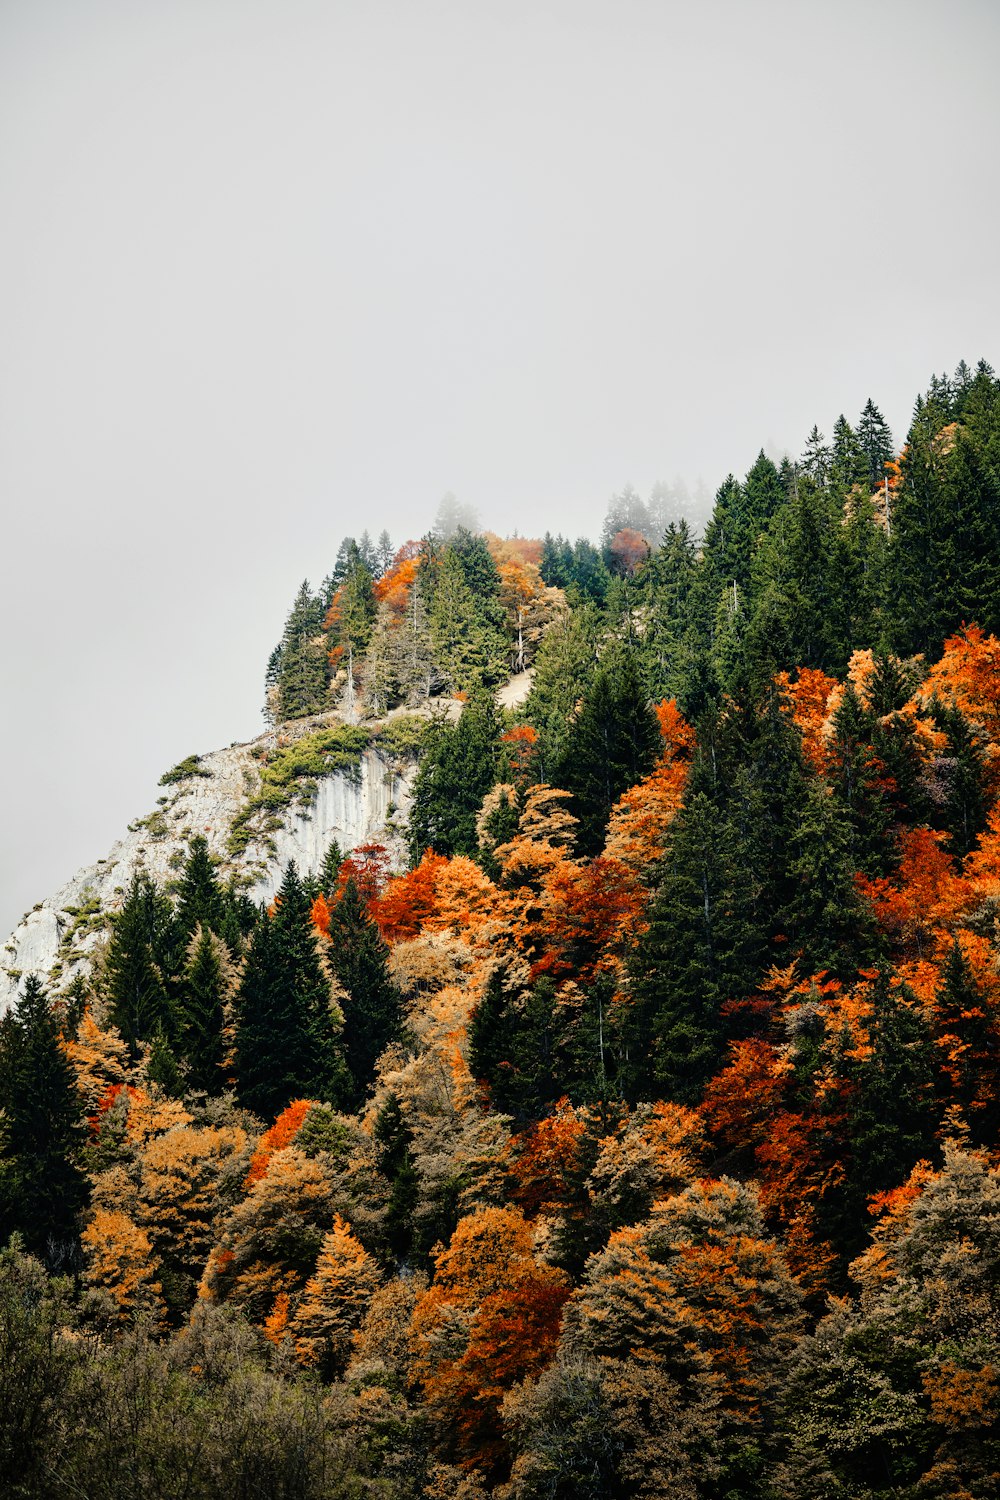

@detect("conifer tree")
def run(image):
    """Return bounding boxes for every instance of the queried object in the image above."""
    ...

[554,650,659,856]
[326,876,403,1111]
[842,973,938,1242]
[373,1093,419,1260]
[430,547,504,691]
[179,925,232,1095]
[856,398,894,489]
[628,787,759,1102]
[234,863,347,1121]
[407,689,504,858]
[276,581,328,720]
[0,977,89,1261]
[175,836,226,942]
[102,871,176,1057]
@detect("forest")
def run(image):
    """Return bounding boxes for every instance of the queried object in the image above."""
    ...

[3,360,1000,1499]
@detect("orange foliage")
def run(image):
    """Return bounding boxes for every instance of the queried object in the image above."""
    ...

[507,1099,587,1218]
[777,667,839,773]
[608,528,649,575]
[263,1291,291,1346]
[336,841,392,905]
[500,725,540,785]
[531,856,645,984]
[920,624,1000,744]
[244,1098,313,1186]
[856,827,972,958]
[410,1207,569,1470]
[605,700,694,871]
[310,892,332,937]
[374,850,450,943]
[375,552,420,614]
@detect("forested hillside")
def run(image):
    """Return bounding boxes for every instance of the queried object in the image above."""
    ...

[4,361,1000,1499]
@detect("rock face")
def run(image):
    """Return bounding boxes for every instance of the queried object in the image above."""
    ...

[0,728,416,1016]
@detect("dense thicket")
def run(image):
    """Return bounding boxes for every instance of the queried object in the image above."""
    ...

[5,360,1000,1498]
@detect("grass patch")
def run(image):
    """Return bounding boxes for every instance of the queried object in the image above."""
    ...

[228,724,370,857]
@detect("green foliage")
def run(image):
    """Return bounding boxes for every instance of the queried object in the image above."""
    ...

[0,977,89,1261]
[229,724,369,856]
[234,863,349,1121]
[158,754,211,786]
[408,691,504,859]
[326,877,404,1111]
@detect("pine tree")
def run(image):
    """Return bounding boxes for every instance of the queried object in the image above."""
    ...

[178,925,232,1095]
[554,650,660,857]
[326,877,403,1111]
[102,871,176,1057]
[276,581,328,720]
[430,547,505,692]
[0,977,89,1261]
[234,863,347,1121]
[627,785,759,1103]
[856,398,894,489]
[175,836,226,942]
[801,425,832,487]
[407,689,504,858]
[373,1093,419,1260]
[830,415,869,492]
[520,604,601,781]
[842,973,937,1243]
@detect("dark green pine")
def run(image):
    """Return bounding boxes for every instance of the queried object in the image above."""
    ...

[326,876,403,1111]
[175,835,227,941]
[179,926,228,1095]
[407,688,504,859]
[0,976,89,1262]
[102,871,176,1057]
[555,648,660,857]
[234,863,347,1122]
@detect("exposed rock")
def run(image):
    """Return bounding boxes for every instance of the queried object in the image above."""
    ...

[0,724,416,1016]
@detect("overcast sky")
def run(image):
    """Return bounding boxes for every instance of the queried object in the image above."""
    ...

[1,0,999,938]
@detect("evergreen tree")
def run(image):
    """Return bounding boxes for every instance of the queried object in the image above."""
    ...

[276,581,328,720]
[933,939,999,1144]
[891,429,1000,656]
[856,398,894,489]
[0,977,89,1261]
[319,840,344,899]
[521,605,601,780]
[102,871,176,1057]
[628,786,757,1103]
[430,548,504,692]
[234,863,347,1121]
[800,425,832,487]
[841,973,938,1244]
[554,650,660,856]
[830,414,869,492]
[179,925,231,1095]
[373,1094,419,1260]
[407,690,504,858]
[326,877,403,1111]
[175,836,226,942]
[146,1024,185,1098]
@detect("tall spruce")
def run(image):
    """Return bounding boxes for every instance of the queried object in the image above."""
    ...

[0,978,89,1261]
[102,870,176,1057]
[407,689,503,859]
[234,863,347,1121]
[554,649,660,857]
[326,877,403,1111]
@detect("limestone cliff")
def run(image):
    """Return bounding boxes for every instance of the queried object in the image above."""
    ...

[0,718,417,1015]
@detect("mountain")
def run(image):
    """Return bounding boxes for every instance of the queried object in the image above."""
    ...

[4,361,1000,1500]
[1,713,419,1015]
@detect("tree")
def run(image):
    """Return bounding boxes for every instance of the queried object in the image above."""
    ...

[276,580,328,720]
[408,690,504,859]
[174,835,226,941]
[430,547,505,692]
[178,926,233,1095]
[326,877,403,1111]
[0,977,89,1261]
[102,871,175,1057]
[290,1213,380,1377]
[554,650,660,857]
[235,863,347,1121]
[856,398,894,489]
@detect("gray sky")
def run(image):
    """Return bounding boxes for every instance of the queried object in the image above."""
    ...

[2,0,999,938]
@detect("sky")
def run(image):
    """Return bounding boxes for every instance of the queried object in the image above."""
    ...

[1,0,999,939]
